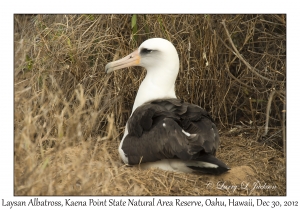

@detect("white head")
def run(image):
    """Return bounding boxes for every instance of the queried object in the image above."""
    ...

[106,38,179,74]
[105,38,180,111]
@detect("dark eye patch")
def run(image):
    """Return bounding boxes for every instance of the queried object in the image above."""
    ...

[140,48,154,55]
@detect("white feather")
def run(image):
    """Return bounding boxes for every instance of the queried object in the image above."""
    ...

[181,129,191,137]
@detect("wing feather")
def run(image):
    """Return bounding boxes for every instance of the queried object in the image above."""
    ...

[122,98,220,165]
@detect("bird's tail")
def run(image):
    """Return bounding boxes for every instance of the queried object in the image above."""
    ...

[186,154,230,175]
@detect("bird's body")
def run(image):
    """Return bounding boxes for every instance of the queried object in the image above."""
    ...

[105,38,229,174]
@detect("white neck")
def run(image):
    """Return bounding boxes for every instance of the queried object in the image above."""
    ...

[131,65,178,113]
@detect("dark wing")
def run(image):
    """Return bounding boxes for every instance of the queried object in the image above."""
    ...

[122,98,220,165]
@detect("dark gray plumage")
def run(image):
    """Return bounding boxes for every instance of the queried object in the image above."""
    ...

[122,98,230,174]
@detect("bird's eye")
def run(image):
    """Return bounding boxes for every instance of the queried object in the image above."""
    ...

[140,48,153,54]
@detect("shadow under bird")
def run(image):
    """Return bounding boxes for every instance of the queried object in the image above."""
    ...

[105,38,230,174]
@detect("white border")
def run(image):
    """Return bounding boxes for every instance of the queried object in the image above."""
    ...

[2,0,298,209]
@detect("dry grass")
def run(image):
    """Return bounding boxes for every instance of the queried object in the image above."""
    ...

[14,14,286,195]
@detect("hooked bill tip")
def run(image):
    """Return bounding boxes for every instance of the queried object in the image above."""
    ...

[105,63,112,74]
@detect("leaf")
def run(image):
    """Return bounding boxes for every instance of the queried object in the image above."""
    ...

[243,87,249,96]
[131,14,137,29]
[25,55,33,71]
[42,158,49,169]
[88,15,95,21]
[131,15,138,41]
[66,37,72,48]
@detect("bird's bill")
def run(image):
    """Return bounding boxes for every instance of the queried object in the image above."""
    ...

[105,49,140,73]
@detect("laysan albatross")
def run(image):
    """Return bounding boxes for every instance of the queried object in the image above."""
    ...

[105,38,229,174]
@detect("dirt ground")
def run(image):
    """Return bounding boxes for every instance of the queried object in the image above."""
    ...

[14,131,286,196]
